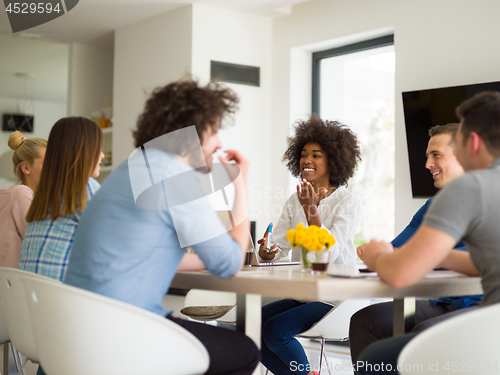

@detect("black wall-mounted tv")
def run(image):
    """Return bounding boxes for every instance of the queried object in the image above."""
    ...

[402,80,500,198]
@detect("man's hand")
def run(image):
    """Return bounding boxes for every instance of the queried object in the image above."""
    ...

[358,227,457,288]
[357,240,394,270]
[218,149,249,266]
[219,150,249,185]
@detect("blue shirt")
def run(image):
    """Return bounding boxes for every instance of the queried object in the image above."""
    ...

[64,150,242,316]
[19,178,100,281]
[391,198,482,310]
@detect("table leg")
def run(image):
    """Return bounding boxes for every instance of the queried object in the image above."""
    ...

[3,343,8,375]
[237,294,262,375]
[236,294,262,348]
[393,297,416,336]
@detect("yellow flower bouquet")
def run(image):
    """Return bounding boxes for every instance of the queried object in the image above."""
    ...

[286,224,336,270]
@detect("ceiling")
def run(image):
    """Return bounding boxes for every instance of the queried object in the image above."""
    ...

[0,0,310,102]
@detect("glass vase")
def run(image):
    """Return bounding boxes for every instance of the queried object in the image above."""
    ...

[300,247,312,272]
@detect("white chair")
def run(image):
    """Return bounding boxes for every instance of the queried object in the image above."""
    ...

[23,276,209,375]
[0,302,12,374]
[0,267,56,375]
[398,303,500,375]
[263,299,372,375]
[0,293,24,375]
[181,289,237,324]
[296,299,372,375]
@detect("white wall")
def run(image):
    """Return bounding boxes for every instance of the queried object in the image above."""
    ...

[273,0,500,236]
[67,41,114,117]
[111,0,500,238]
[191,4,273,238]
[113,6,193,167]
[112,4,273,237]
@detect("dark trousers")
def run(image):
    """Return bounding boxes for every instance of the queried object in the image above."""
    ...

[352,303,478,375]
[37,315,260,375]
[349,300,454,363]
[356,333,418,374]
[168,315,260,375]
[261,299,333,375]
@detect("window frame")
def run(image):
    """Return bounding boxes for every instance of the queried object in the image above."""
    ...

[311,35,394,114]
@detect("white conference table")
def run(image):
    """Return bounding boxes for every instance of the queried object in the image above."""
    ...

[171,265,483,346]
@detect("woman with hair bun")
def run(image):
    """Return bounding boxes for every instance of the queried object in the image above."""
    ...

[0,131,47,267]
[19,117,104,282]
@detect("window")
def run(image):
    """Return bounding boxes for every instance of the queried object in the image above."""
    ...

[312,36,395,245]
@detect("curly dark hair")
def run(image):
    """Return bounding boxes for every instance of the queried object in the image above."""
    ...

[133,78,239,150]
[283,114,361,187]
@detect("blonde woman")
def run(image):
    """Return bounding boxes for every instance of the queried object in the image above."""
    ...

[0,131,46,267]
[20,117,104,281]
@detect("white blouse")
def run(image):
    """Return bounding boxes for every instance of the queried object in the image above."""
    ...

[268,186,361,265]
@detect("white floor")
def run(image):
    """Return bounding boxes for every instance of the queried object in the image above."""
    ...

[258,339,353,375]
[296,338,354,375]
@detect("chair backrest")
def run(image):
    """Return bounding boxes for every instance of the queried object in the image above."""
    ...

[24,277,209,375]
[298,298,372,340]
[0,293,10,344]
[0,267,59,361]
[398,303,500,375]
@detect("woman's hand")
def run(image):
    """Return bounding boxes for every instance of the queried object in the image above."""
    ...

[257,222,280,260]
[297,179,327,226]
[297,179,328,209]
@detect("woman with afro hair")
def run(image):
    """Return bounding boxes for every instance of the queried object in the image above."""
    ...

[258,114,362,375]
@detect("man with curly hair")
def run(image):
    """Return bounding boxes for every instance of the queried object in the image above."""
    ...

[258,114,362,375]
[64,78,259,375]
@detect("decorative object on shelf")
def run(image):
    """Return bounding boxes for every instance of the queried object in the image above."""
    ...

[98,118,110,128]
[91,99,114,185]
[286,224,335,272]
[89,110,101,125]
[103,151,112,166]
[90,98,113,129]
